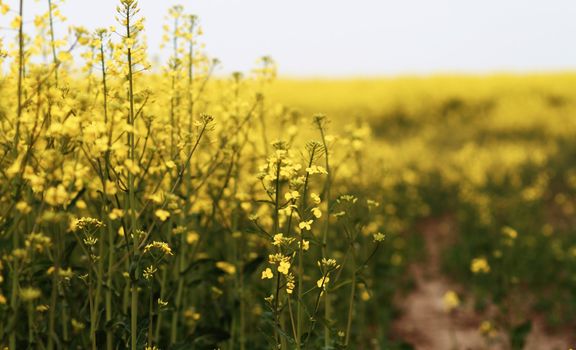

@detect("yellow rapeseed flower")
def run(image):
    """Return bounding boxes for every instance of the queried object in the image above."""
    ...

[373,232,386,242]
[261,268,273,279]
[20,287,41,302]
[471,257,490,274]
[298,220,313,231]
[284,190,300,201]
[278,260,290,275]
[216,261,236,275]
[311,207,322,218]
[317,275,330,289]
[186,231,199,244]
[442,290,460,311]
[144,241,174,256]
[155,209,170,221]
[310,193,321,204]
[501,226,518,240]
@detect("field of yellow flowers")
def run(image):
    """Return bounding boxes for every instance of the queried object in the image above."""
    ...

[271,74,576,348]
[1,0,575,349]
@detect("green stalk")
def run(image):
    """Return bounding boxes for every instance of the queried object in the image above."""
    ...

[13,0,24,148]
[344,249,356,347]
[47,0,59,85]
[105,218,115,350]
[61,298,69,344]
[165,22,197,341]
[169,116,197,345]
[302,270,332,347]
[130,279,138,350]
[27,302,34,347]
[169,12,179,157]
[186,16,195,144]
[122,2,139,349]
[316,117,332,348]
[97,30,115,350]
[92,228,106,349]
[296,147,316,348]
[155,222,170,342]
[155,268,166,341]
[272,157,282,348]
[9,260,19,350]
[234,187,245,350]
[89,271,97,350]
[47,223,60,350]
[148,287,154,346]
[169,234,185,344]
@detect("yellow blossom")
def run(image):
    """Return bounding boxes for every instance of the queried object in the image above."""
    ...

[44,185,69,206]
[306,165,328,175]
[109,208,124,220]
[373,232,386,242]
[285,190,300,201]
[311,207,322,218]
[261,268,273,279]
[186,231,199,244]
[310,193,321,204]
[155,209,170,221]
[57,51,73,63]
[442,290,460,311]
[298,220,313,231]
[278,260,290,275]
[16,201,31,214]
[144,241,174,256]
[317,275,330,289]
[36,304,50,312]
[501,226,518,240]
[471,257,490,274]
[10,15,21,30]
[20,287,41,301]
[143,265,157,280]
[216,261,236,275]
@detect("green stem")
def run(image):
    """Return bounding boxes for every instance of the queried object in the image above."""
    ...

[148,287,154,346]
[123,2,139,349]
[131,284,138,350]
[317,117,332,349]
[98,33,115,350]
[272,158,282,347]
[344,250,356,346]
[61,297,69,344]
[89,272,97,350]
[47,0,59,86]
[9,249,19,350]
[105,218,115,350]
[155,268,167,341]
[27,302,34,347]
[296,147,316,348]
[169,237,185,344]
[13,0,24,148]
[48,222,63,350]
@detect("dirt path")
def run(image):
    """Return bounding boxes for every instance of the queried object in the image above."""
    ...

[392,215,573,350]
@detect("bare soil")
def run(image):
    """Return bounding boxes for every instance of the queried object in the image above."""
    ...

[392,215,574,350]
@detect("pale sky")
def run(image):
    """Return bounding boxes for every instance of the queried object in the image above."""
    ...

[1,0,575,77]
